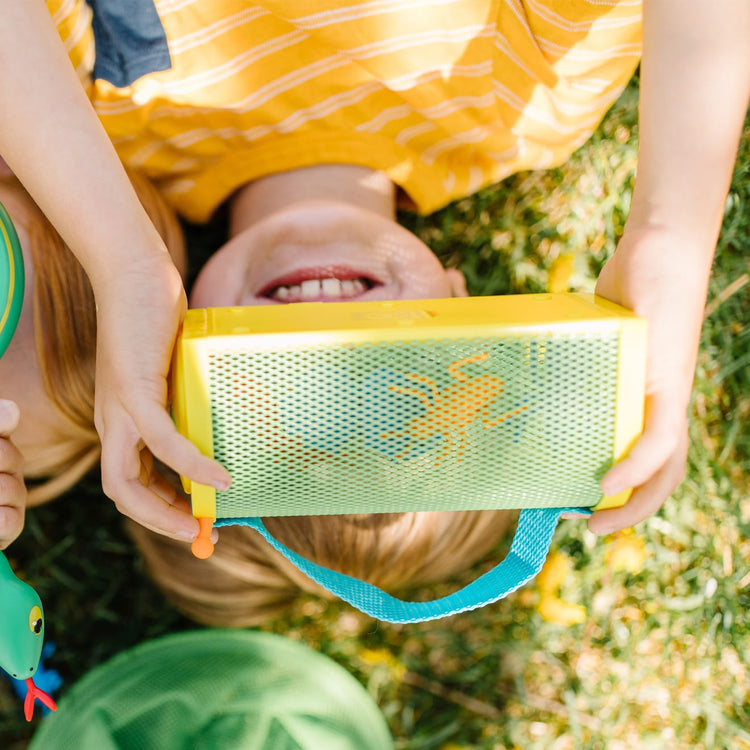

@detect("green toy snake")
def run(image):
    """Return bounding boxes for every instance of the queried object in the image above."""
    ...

[0,551,57,720]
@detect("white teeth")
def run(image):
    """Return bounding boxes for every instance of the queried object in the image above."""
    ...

[321,278,343,297]
[300,279,321,299]
[269,277,368,301]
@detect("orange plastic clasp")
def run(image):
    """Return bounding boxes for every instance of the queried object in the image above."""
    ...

[191,517,215,559]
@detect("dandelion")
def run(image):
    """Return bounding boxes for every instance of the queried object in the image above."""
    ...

[606,529,647,574]
[536,551,586,625]
[547,253,576,293]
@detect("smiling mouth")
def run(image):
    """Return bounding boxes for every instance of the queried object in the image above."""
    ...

[259,266,379,303]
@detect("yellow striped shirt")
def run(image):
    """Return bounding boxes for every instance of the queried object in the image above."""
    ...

[50,0,642,224]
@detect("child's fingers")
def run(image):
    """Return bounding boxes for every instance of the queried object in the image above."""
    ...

[589,428,688,535]
[99,415,203,542]
[0,474,26,549]
[0,438,24,476]
[105,472,199,542]
[0,432,24,475]
[600,393,685,497]
[139,449,194,515]
[0,399,21,437]
[141,471,218,544]
[0,400,24,479]
[0,401,25,548]
[132,405,231,492]
[590,392,688,534]
[0,508,25,549]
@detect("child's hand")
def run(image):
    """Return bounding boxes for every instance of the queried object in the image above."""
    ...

[588,224,713,535]
[92,253,230,543]
[0,399,26,549]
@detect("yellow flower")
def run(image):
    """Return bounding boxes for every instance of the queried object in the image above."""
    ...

[547,253,576,293]
[537,596,587,626]
[535,551,587,626]
[358,648,406,680]
[606,529,647,574]
[537,550,572,591]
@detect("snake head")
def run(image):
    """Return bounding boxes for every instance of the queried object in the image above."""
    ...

[0,554,44,680]
[0,553,56,720]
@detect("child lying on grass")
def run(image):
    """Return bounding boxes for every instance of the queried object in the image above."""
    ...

[0,0,747,623]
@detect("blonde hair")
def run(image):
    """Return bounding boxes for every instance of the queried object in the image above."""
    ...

[127,508,515,627]
[1,171,185,504]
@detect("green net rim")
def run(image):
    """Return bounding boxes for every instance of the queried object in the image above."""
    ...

[0,200,25,359]
[30,629,393,750]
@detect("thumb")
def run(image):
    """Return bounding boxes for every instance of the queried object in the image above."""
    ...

[0,400,20,437]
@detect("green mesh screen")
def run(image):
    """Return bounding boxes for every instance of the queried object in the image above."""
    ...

[208,331,620,518]
[29,630,393,750]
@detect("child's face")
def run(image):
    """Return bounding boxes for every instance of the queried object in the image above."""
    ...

[189,199,466,308]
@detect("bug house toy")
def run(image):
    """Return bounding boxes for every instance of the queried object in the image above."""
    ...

[172,293,647,622]
[0,552,58,721]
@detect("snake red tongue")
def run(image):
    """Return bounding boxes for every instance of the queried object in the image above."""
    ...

[24,677,57,721]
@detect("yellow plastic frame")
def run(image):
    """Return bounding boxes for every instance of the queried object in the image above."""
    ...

[172,292,647,521]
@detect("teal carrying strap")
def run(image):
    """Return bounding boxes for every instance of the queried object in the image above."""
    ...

[217,507,591,623]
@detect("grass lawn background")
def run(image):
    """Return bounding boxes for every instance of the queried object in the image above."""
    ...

[1,78,748,749]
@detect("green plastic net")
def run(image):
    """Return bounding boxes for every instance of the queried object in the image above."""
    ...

[30,630,393,750]
[209,333,620,517]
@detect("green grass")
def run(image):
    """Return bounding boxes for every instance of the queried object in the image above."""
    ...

[2,78,749,749]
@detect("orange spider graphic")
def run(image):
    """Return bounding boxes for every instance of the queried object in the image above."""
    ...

[380,352,527,463]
